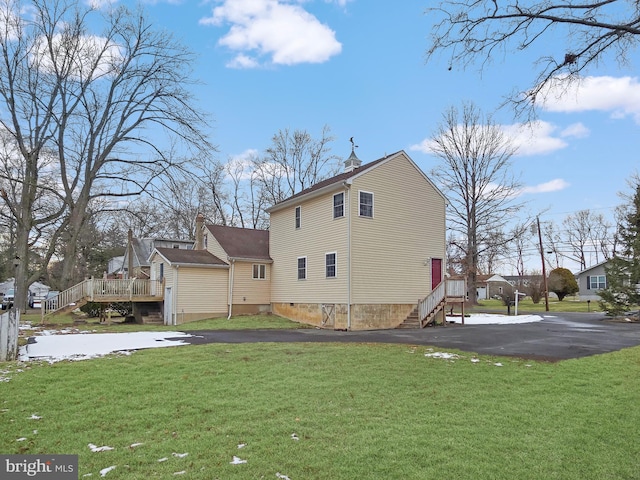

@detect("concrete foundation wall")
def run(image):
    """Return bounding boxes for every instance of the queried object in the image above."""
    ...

[272,302,414,330]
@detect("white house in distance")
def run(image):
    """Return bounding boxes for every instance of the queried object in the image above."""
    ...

[575,260,610,301]
[144,149,449,330]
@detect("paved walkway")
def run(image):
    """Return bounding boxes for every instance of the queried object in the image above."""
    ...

[180,312,640,360]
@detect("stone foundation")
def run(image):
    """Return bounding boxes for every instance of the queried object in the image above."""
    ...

[272,303,415,330]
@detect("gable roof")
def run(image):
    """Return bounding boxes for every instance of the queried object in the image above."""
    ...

[206,225,271,261]
[128,237,194,268]
[267,150,446,213]
[151,247,228,268]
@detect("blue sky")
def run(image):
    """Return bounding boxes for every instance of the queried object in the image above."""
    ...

[105,0,638,267]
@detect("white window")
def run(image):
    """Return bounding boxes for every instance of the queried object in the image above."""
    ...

[359,191,373,217]
[589,275,606,290]
[333,192,344,218]
[295,206,301,229]
[326,252,337,278]
[297,257,307,280]
[253,264,266,280]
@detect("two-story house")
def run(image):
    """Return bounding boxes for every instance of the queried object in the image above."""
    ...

[267,149,447,330]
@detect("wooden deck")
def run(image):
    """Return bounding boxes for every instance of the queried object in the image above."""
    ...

[42,279,164,317]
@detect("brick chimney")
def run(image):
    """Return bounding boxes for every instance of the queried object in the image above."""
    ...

[195,213,205,250]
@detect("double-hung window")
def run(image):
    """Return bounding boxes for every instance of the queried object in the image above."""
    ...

[333,193,344,218]
[253,264,266,280]
[295,206,301,229]
[326,252,337,278]
[359,191,373,218]
[297,257,307,280]
[589,275,606,290]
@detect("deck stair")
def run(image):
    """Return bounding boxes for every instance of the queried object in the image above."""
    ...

[396,279,466,329]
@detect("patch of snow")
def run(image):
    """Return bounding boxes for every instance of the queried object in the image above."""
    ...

[237,443,246,449]
[494,363,503,367]
[173,471,186,475]
[276,473,291,480]
[29,414,41,420]
[230,456,247,465]
[425,352,460,359]
[19,332,193,363]
[470,358,480,363]
[89,443,114,452]
[129,442,143,448]
[291,433,299,441]
[158,458,168,463]
[16,437,27,442]
[99,466,116,477]
[447,314,543,325]
[172,452,188,458]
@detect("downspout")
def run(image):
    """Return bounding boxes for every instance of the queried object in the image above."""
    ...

[227,259,235,319]
[174,265,179,326]
[344,180,352,330]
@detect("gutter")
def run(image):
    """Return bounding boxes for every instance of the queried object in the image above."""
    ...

[174,265,179,326]
[227,259,235,319]
[344,179,352,330]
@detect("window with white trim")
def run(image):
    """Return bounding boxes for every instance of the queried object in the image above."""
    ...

[359,191,373,217]
[326,252,337,278]
[253,264,266,280]
[333,192,344,218]
[297,257,307,280]
[589,275,606,290]
[295,206,301,229]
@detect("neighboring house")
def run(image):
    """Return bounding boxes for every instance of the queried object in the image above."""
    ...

[267,149,447,330]
[576,260,610,301]
[107,255,125,278]
[122,231,194,279]
[475,274,514,300]
[148,217,272,324]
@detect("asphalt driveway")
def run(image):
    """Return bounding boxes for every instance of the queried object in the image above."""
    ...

[180,312,640,361]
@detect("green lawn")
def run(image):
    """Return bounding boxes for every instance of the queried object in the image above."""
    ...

[472,297,607,313]
[1,341,639,479]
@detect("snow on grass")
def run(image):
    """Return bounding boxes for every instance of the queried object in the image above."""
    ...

[19,331,193,362]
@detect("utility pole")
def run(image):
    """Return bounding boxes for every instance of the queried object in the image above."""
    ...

[537,216,549,312]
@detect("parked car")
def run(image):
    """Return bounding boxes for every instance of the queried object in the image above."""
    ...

[1,289,14,310]
[43,291,60,310]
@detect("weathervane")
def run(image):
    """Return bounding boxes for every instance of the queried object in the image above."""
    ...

[349,136,358,152]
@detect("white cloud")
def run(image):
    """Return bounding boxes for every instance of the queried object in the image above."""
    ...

[410,120,571,157]
[560,122,590,139]
[201,0,342,68]
[539,75,640,123]
[520,179,571,195]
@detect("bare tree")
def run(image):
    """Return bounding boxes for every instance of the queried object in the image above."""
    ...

[0,0,212,308]
[428,102,526,304]
[425,0,640,113]
[561,209,613,269]
[253,125,340,205]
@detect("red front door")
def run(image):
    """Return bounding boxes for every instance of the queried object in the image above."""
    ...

[431,258,443,290]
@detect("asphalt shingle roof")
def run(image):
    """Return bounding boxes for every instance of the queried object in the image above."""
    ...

[154,247,227,267]
[206,225,271,261]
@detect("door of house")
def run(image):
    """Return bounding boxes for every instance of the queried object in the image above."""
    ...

[431,258,443,290]
[164,286,172,325]
[321,304,335,327]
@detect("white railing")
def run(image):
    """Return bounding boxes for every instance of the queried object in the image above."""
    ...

[418,279,466,324]
[41,279,163,317]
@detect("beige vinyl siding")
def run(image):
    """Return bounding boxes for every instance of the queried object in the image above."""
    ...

[205,234,228,260]
[270,187,348,304]
[175,266,228,314]
[231,261,271,305]
[350,153,446,304]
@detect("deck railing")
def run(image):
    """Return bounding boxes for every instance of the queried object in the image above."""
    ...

[42,278,163,317]
[418,279,466,323]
